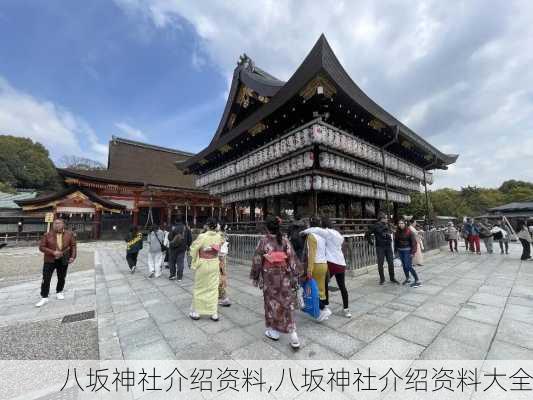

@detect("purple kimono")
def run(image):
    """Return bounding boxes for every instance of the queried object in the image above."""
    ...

[250,234,298,334]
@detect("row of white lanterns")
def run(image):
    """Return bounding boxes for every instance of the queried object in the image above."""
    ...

[319,152,421,192]
[220,174,410,204]
[221,176,313,204]
[313,176,410,203]
[196,122,433,188]
[209,152,314,196]
[311,124,432,183]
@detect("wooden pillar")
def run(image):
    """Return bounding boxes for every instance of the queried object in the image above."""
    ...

[132,209,139,227]
[292,195,298,217]
[361,199,367,218]
[93,209,102,240]
[335,199,340,219]
[374,199,381,219]
[250,199,256,222]
[262,199,268,220]
[133,192,140,227]
[193,206,197,227]
[232,203,237,223]
[393,202,400,223]
[273,197,281,217]
[345,200,352,218]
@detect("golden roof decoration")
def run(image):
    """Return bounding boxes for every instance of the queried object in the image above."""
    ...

[248,122,266,136]
[300,75,337,100]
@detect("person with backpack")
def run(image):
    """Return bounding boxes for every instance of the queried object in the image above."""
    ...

[446,222,459,252]
[467,218,481,254]
[161,222,170,269]
[189,218,225,321]
[250,216,300,349]
[168,217,192,281]
[301,216,351,318]
[147,224,166,278]
[491,221,509,255]
[394,219,421,287]
[365,212,400,285]
[478,219,494,254]
[288,214,306,263]
[517,220,532,261]
[125,226,143,273]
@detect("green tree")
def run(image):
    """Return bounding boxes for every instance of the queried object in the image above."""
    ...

[0,135,62,192]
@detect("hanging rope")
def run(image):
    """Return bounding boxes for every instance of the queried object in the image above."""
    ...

[145,194,154,228]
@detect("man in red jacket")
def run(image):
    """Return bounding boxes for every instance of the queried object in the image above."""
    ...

[36,218,77,307]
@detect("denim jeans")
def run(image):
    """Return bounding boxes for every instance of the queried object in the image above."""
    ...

[398,248,419,282]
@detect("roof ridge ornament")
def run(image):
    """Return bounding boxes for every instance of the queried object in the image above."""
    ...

[237,53,255,71]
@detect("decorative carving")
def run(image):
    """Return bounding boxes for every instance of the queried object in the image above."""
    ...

[227,113,237,129]
[219,144,232,154]
[369,119,386,131]
[300,75,337,100]
[236,86,255,108]
[248,122,266,136]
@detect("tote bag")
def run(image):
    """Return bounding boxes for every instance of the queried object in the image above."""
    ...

[301,279,320,319]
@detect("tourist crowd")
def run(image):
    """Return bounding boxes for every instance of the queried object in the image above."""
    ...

[32,213,533,351]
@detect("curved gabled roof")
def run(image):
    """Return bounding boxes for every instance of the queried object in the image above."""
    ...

[184,34,458,172]
[209,55,285,145]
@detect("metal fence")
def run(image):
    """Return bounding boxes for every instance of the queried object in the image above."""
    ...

[226,230,446,271]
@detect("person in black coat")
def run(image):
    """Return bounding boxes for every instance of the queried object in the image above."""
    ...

[167,217,193,281]
[366,212,400,285]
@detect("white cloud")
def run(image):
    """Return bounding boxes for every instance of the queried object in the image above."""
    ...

[0,76,107,163]
[115,0,533,188]
[114,121,147,141]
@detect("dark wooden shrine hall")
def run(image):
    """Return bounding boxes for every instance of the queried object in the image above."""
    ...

[179,34,458,231]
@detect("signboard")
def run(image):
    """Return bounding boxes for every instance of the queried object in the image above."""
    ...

[45,212,54,223]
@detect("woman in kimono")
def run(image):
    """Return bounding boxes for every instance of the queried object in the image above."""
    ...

[251,216,300,349]
[189,218,224,321]
[409,219,424,266]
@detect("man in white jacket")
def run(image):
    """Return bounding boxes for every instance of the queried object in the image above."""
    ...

[302,217,351,318]
[147,225,165,278]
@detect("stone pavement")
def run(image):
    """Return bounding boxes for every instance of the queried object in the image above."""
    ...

[96,241,533,361]
[0,242,121,359]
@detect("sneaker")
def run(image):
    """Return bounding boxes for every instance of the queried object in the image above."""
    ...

[131,265,136,274]
[35,298,48,307]
[169,275,176,280]
[318,307,332,322]
[343,309,352,318]
[265,328,280,341]
[189,311,200,320]
[56,292,64,300]
[410,281,422,288]
[177,279,182,282]
[379,280,385,285]
[210,314,219,322]
[289,331,300,349]
[391,279,400,284]
[148,272,155,278]
[219,298,232,307]
[402,279,411,286]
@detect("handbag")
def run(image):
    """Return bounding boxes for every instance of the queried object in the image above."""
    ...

[301,279,320,319]
[155,232,167,252]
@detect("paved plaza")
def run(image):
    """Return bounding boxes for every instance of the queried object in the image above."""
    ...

[2,240,533,362]
[94,241,533,361]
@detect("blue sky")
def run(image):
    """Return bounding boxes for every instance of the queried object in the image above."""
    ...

[0,0,226,159]
[1,0,532,189]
